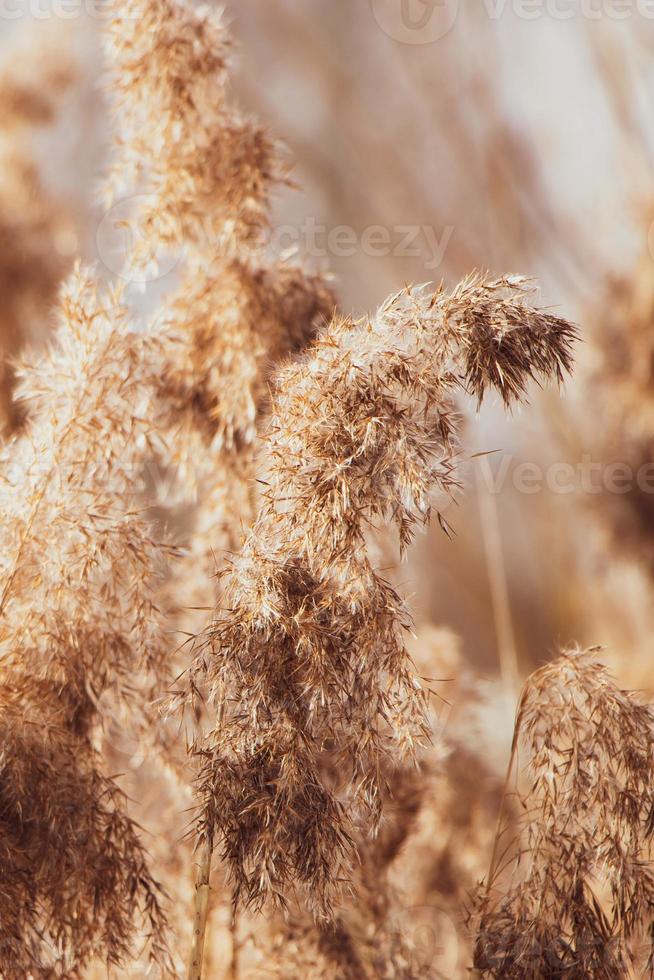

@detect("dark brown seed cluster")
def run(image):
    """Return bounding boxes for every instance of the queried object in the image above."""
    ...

[473,647,654,979]
[187,276,576,917]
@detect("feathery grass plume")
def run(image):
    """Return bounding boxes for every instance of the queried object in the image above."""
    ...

[0,34,77,433]
[104,0,334,567]
[185,274,576,919]
[244,756,450,979]
[0,266,174,973]
[472,646,654,979]
[0,685,167,977]
[158,256,335,555]
[160,260,334,454]
[104,0,279,256]
[214,629,485,979]
[4,267,170,699]
[104,5,334,969]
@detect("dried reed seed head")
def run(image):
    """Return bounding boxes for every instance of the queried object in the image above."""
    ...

[156,258,336,619]
[0,685,169,977]
[105,0,286,254]
[188,274,576,918]
[1,267,171,697]
[103,0,332,586]
[473,646,654,979]
[106,0,230,124]
[242,752,470,980]
[0,267,176,972]
[159,258,335,452]
[266,276,576,553]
